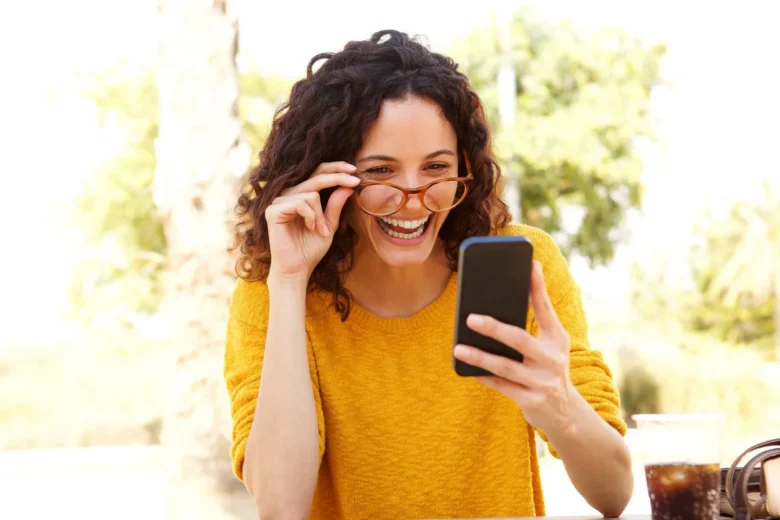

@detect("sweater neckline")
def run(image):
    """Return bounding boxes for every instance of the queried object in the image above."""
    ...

[345,271,458,333]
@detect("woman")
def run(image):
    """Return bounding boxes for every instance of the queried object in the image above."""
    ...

[225,30,633,520]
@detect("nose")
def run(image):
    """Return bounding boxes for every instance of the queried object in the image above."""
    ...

[400,171,425,210]
[399,170,426,189]
[405,194,423,211]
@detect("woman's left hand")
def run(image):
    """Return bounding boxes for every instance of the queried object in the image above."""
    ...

[453,261,575,434]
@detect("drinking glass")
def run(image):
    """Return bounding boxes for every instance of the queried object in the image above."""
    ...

[632,413,724,520]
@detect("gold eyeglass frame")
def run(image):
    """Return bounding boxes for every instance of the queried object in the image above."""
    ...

[352,149,474,217]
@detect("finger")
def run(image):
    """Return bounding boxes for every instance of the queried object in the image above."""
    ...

[322,186,354,235]
[297,193,326,236]
[295,200,317,230]
[284,173,361,196]
[265,198,316,229]
[308,194,327,236]
[475,375,526,395]
[477,377,543,410]
[312,161,357,175]
[529,261,563,334]
[274,193,327,235]
[453,344,533,385]
[465,314,544,360]
[265,199,297,223]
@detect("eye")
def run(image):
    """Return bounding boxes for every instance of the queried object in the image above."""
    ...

[426,162,450,172]
[364,166,393,176]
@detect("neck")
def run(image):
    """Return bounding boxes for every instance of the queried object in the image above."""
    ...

[345,241,452,318]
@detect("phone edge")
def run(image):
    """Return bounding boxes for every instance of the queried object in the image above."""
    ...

[452,235,533,377]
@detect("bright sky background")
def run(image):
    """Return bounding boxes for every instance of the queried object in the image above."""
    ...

[1,0,778,344]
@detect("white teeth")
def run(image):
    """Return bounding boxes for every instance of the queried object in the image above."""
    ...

[377,215,429,239]
[380,216,429,229]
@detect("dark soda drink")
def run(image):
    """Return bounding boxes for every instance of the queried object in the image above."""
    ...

[645,462,720,520]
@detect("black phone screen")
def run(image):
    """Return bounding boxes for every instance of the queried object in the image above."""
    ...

[452,235,533,377]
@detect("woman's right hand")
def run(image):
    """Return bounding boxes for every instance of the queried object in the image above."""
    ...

[265,162,361,282]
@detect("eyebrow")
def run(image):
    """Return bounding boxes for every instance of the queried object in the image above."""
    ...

[356,149,456,163]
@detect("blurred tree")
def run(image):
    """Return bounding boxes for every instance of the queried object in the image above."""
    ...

[70,70,166,326]
[71,66,291,328]
[618,363,661,426]
[239,72,293,153]
[630,187,779,360]
[154,0,255,518]
[450,11,666,266]
[684,186,779,359]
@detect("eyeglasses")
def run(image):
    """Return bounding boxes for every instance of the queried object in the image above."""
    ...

[353,149,474,217]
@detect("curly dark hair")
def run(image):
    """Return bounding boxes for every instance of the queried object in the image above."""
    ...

[234,29,511,320]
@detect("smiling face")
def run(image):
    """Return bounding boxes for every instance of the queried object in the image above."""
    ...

[347,96,460,268]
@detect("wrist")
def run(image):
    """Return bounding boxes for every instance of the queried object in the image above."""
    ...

[542,381,584,441]
[267,271,309,294]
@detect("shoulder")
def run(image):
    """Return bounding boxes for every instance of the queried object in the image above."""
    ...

[497,222,556,243]
[229,277,271,326]
[497,223,566,265]
[228,277,332,325]
[497,223,575,299]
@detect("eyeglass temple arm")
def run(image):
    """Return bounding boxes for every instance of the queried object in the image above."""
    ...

[462,148,473,176]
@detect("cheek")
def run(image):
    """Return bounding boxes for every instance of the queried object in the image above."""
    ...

[345,201,373,233]
[434,208,454,231]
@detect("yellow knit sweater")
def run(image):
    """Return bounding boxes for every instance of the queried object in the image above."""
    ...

[224,224,626,519]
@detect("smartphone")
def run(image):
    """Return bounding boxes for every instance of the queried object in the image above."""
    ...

[452,235,533,377]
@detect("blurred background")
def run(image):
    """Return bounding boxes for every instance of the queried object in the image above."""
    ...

[1,0,778,518]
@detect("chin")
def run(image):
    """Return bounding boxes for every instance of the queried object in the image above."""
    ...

[364,212,444,267]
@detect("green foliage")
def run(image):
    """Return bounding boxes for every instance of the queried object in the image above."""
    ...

[239,72,295,157]
[631,265,776,359]
[69,70,165,324]
[629,260,676,322]
[69,66,293,324]
[0,333,169,449]
[450,11,665,266]
[619,362,661,427]
[613,323,776,440]
[684,287,775,349]
[682,198,778,356]
[630,193,778,359]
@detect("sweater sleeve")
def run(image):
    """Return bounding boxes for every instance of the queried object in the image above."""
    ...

[223,278,326,482]
[524,228,627,458]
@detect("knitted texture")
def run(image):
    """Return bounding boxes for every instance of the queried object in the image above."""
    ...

[223,224,626,519]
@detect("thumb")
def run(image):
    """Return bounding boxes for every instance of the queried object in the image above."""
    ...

[323,187,353,234]
[530,260,561,334]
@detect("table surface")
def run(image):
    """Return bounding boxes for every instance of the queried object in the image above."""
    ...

[430,516,734,519]
[430,517,649,520]
[428,517,645,520]
[431,515,652,520]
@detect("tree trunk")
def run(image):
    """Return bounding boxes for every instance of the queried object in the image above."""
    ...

[154,1,253,518]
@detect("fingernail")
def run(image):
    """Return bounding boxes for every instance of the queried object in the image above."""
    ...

[467,314,484,327]
[346,164,357,171]
[454,345,471,358]
[321,224,330,236]
[347,175,361,184]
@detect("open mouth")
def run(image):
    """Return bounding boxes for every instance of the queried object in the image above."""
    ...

[376,215,431,240]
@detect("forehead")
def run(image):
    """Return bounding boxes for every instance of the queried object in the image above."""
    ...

[359,96,457,156]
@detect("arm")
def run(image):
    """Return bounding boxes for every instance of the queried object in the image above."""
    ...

[452,231,632,517]
[225,276,324,520]
[539,380,633,518]
[225,162,356,518]
[535,268,632,517]
[246,275,321,519]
